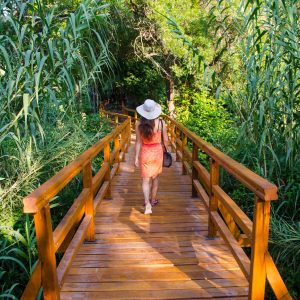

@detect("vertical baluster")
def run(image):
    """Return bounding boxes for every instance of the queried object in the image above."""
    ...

[249,196,270,300]
[182,134,187,175]
[83,161,94,241]
[34,205,60,300]
[192,142,199,197]
[104,143,111,198]
[115,115,118,124]
[208,158,219,238]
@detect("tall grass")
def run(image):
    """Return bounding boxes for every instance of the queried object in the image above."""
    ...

[163,0,300,296]
[0,0,116,222]
[235,0,300,181]
[0,0,117,297]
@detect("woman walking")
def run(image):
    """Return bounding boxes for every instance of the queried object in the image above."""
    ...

[135,99,169,214]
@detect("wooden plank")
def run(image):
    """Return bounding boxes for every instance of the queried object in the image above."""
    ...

[53,188,89,251]
[61,278,248,291]
[266,252,293,300]
[61,292,248,300]
[92,163,109,196]
[21,261,41,300]
[104,144,111,199]
[214,185,253,239]
[193,179,209,209]
[34,206,60,300]
[218,201,241,240]
[110,163,119,179]
[94,181,109,211]
[208,160,219,238]
[57,216,92,287]
[83,162,94,241]
[66,266,245,281]
[211,211,250,280]
[193,160,210,191]
[249,197,270,300]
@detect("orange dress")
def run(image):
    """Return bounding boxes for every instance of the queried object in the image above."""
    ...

[140,129,163,178]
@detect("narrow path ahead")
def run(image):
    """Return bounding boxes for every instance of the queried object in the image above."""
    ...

[60,136,248,299]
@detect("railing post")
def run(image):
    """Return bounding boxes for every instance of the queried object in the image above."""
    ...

[83,161,94,241]
[115,115,119,124]
[249,196,270,300]
[192,142,199,197]
[182,134,187,175]
[208,158,219,238]
[114,133,120,168]
[34,205,60,300]
[175,127,180,162]
[170,123,175,153]
[104,143,111,198]
[127,120,131,152]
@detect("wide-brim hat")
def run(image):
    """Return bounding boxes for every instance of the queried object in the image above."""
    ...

[136,99,162,120]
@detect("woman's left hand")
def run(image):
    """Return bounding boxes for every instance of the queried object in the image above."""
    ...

[135,158,139,168]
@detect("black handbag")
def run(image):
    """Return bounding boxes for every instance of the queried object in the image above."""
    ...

[160,120,172,168]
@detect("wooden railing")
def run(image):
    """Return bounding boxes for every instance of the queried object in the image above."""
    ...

[21,113,131,300]
[122,104,138,129]
[122,105,292,300]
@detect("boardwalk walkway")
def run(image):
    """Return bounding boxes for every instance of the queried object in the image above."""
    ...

[60,137,249,299]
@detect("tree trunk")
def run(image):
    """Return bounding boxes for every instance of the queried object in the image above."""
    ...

[166,76,176,118]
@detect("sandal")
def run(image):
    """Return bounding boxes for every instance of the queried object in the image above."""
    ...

[151,199,159,206]
[144,203,152,214]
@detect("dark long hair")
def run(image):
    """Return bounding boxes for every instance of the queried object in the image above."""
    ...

[139,117,155,140]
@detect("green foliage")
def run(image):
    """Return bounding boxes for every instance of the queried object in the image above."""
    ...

[116,60,166,107]
[0,113,111,298]
[176,90,237,150]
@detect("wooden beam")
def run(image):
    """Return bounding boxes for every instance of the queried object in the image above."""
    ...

[213,185,253,239]
[163,115,277,201]
[34,206,60,300]
[92,163,109,196]
[266,252,292,300]
[53,188,89,251]
[249,196,270,300]
[83,162,94,242]
[211,211,251,280]
[208,160,219,238]
[94,181,110,211]
[20,261,41,300]
[193,179,209,209]
[57,216,92,287]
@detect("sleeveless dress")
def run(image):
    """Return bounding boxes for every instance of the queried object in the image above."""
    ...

[140,122,163,178]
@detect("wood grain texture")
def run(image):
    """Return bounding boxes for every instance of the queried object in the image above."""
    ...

[60,139,249,299]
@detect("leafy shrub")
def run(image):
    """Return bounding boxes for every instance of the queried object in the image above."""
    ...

[176,90,237,151]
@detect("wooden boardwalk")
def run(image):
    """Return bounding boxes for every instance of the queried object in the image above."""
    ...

[60,138,249,299]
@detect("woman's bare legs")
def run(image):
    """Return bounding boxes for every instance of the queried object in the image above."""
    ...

[151,176,159,203]
[142,177,151,205]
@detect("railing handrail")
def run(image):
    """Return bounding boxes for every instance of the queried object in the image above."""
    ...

[21,114,131,300]
[164,115,277,201]
[23,119,130,213]
[122,105,277,201]
[122,104,290,300]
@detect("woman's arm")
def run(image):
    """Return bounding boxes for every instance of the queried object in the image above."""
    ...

[162,120,170,152]
[135,121,141,167]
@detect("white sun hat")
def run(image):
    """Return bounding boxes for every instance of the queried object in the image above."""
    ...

[136,99,162,120]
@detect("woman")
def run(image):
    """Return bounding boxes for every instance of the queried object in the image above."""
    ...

[135,99,169,214]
